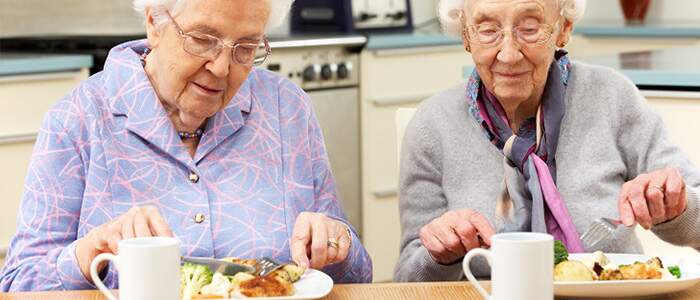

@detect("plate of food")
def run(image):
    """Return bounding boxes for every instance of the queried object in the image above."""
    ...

[553,241,700,298]
[181,257,333,299]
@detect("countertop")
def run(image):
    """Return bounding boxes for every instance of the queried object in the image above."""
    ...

[365,30,460,50]
[268,34,367,49]
[364,20,700,50]
[578,46,700,90]
[575,20,700,38]
[0,53,93,76]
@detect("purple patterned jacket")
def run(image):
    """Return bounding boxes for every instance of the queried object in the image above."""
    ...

[0,40,372,292]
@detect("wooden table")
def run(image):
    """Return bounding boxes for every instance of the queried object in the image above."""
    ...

[2,281,700,299]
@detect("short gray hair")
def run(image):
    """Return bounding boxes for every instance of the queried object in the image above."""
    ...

[133,0,294,31]
[437,0,586,36]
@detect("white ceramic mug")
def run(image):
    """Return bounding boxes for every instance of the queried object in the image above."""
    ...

[463,232,553,300]
[90,237,181,300]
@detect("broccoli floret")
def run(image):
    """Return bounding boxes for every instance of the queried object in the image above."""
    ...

[554,240,569,265]
[181,262,214,300]
[668,265,681,279]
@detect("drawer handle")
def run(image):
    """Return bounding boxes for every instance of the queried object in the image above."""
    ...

[372,187,398,198]
[371,94,432,107]
[0,132,37,145]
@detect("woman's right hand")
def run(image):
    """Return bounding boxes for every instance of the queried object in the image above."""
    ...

[419,209,495,265]
[75,206,174,282]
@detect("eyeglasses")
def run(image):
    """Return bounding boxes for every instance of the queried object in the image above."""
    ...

[463,17,559,47]
[165,11,271,66]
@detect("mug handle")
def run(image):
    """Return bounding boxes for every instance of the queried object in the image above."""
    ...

[90,253,119,300]
[463,248,492,300]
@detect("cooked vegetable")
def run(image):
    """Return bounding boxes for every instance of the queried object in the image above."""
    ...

[200,273,232,298]
[619,262,662,280]
[668,265,681,279]
[181,262,214,300]
[554,240,569,265]
[554,260,597,281]
[282,264,306,282]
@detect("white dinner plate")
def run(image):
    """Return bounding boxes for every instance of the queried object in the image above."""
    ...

[230,269,334,300]
[554,253,700,299]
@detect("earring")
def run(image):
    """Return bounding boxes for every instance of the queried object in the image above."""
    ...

[558,37,570,48]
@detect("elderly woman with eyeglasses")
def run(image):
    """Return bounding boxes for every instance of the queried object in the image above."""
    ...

[395,0,700,281]
[0,0,372,291]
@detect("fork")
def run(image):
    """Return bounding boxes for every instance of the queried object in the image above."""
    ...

[580,217,622,249]
[256,257,284,277]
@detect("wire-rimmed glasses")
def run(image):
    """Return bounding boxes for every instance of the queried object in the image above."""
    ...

[165,11,271,66]
[462,15,560,47]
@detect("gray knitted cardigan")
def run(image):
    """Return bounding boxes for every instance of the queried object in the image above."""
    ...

[394,62,700,282]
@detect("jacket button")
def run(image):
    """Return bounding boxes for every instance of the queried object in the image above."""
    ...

[189,171,199,183]
[194,213,205,223]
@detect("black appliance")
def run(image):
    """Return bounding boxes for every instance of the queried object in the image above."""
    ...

[291,0,413,34]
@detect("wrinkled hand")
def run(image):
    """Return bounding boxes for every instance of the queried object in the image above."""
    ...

[75,206,174,282]
[290,212,352,270]
[420,209,495,265]
[619,167,688,230]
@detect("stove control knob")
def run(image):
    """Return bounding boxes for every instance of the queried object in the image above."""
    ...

[320,64,333,80]
[337,63,349,79]
[302,65,317,82]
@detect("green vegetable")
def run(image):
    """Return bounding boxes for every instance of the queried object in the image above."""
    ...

[181,262,214,300]
[668,265,681,279]
[554,240,569,265]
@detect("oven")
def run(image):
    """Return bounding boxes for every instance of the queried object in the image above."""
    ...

[264,35,366,234]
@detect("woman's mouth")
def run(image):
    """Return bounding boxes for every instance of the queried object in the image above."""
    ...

[496,71,528,78]
[192,82,223,96]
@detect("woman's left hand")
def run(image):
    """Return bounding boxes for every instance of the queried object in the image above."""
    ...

[290,212,352,269]
[618,167,688,229]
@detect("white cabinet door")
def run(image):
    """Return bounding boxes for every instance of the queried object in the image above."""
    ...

[640,91,700,262]
[360,45,472,282]
[0,70,89,255]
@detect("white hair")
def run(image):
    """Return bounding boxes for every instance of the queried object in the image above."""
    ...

[133,0,294,31]
[437,0,586,36]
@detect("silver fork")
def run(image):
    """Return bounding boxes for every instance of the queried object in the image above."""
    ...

[580,217,622,249]
[256,257,284,277]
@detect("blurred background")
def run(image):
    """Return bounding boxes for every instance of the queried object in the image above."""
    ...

[1,0,699,282]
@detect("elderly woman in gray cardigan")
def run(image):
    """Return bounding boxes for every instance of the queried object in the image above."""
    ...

[395,0,700,282]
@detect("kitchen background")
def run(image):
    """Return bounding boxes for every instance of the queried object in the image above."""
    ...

[1,0,700,282]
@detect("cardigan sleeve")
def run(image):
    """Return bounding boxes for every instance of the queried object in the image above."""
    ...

[613,76,700,249]
[393,104,466,282]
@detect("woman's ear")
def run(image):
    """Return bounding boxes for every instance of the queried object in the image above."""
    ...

[556,19,574,48]
[145,7,162,49]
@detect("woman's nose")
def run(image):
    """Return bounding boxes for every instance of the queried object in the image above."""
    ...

[496,33,524,64]
[206,50,231,78]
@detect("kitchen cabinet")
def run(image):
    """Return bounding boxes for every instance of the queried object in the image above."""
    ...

[360,41,472,282]
[567,35,700,58]
[0,57,90,260]
[568,21,700,58]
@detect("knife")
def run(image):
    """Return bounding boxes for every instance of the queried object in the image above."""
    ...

[181,256,255,276]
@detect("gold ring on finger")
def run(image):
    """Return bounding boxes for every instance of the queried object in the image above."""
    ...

[651,185,665,194]
[327,237,339,250]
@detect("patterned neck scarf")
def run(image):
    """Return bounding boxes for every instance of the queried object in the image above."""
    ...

[466,50,584,252]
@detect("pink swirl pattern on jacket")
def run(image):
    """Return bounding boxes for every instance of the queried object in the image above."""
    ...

[0,40,372,291]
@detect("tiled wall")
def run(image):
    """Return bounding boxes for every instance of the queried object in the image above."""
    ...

[583,0,700,21]
[0,0,144,37]
[0,0,440,38]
